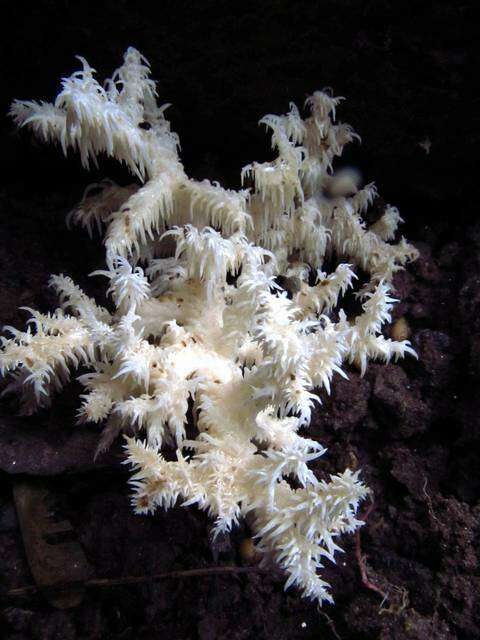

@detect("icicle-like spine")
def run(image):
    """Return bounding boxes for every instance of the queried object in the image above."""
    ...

[3,48,419,606]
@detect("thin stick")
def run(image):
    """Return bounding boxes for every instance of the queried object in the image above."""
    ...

[355,495,388,601]
[319,611,342,640]
[6,565,267,599]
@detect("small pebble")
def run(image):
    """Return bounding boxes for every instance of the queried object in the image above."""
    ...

[239,537,258,563]
[392,317,411,341]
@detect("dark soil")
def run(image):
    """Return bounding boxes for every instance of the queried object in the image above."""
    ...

[0,2,478,639]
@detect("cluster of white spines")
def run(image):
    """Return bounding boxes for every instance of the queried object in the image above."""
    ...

[2,48,419,605]
[10,48,179,180]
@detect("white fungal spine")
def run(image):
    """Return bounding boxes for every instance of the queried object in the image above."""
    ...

[3,47,419,605]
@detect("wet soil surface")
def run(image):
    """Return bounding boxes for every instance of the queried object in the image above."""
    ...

[0,2,477,638]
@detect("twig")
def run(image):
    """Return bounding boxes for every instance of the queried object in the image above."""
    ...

[319,611,342,640]
[355,494,388,601]
[6,565,267,599]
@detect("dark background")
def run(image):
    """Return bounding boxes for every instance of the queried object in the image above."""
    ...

[1,1,476,227]
[0,2,478,639]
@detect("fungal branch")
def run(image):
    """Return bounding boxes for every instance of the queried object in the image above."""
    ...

[2,48,418,605]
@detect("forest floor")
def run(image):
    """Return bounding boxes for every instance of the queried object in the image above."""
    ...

[0,181,478,640]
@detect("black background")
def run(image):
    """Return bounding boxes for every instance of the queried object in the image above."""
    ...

[1,1,475,230]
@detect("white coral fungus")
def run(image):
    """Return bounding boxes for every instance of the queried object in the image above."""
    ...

[3,48,418,605]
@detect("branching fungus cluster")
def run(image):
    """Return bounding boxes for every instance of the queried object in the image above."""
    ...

[2,48,418,604]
